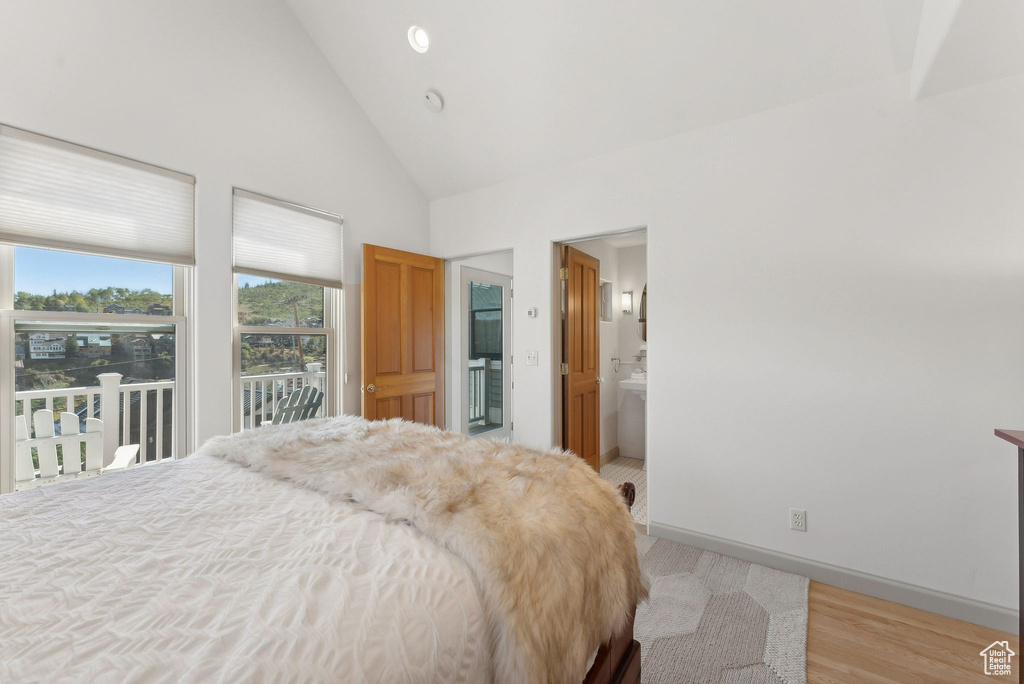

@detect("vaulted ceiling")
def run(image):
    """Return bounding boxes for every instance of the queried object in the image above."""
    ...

[285,0,1024,200]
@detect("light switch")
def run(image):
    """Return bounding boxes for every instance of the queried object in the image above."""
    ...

[526,351,539,366]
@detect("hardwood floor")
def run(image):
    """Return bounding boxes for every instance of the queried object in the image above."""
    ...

[807,581,1019,683]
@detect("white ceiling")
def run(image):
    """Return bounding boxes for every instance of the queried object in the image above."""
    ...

[913,0,1024,98]
[284,0,1022,200]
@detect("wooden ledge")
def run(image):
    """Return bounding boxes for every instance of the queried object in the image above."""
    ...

[995,429,1024,450]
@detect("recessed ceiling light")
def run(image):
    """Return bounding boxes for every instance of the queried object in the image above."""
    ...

[408,26,429,53]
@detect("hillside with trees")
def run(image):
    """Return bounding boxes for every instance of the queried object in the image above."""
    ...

[15,287,172,313]
[13,280,325,390]
[237,279,323,325]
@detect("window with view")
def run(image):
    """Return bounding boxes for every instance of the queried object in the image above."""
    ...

[232,189,342,431]
[0,125,194,495]
[236,275,330,429]
[7,248,184,489]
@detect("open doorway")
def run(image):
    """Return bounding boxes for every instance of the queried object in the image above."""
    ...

[445,251,514,440]
[554,230,647,528]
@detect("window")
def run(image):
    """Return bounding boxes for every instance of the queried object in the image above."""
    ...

[235,275,332,429]
[237,274,324,328]
[461,269,512,439]
[468,281,502,361]
[232,190,342,430]
[4,248,188,492]
[0,126,193,495]
[15,247,174,315]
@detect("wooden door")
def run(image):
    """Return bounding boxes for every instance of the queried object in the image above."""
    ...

[562,245,600,471]
[361,244,445,426]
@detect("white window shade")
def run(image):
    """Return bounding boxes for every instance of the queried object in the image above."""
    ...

[232,189,343,289]
[0,125,195,265]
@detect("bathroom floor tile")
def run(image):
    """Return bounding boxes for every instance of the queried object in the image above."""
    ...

[600,456,646,526]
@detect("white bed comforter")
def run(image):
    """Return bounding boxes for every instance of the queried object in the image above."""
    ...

[0,455,491,684]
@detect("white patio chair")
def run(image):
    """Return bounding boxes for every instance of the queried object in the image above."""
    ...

[271,386,324,425]
[15,409,140,488]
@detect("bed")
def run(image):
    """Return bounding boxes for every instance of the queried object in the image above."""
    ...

[0,416,645,684]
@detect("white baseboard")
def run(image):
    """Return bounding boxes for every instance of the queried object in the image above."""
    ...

[648,521,1018,635]
[600,447,620,467]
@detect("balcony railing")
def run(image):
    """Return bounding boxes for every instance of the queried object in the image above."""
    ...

[240,362,326,430]
[13,364,329,486]
[468,359,490,423]
[15,372,175,471]
[467,358,502,434]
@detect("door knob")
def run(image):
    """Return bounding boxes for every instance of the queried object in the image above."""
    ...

[365,383,376,393]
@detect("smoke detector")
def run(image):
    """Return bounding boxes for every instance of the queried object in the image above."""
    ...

[424,90,444,113]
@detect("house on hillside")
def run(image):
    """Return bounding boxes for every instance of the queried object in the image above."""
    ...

[28,333,66,360]
[75,333,112,358]
[148,304,171,316]
[151,334,174,355]
[121,337,152,361]
[103,304,144,314]
[243,334,275,348]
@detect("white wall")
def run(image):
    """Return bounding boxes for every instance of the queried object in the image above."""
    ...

[431,74,1024,614]
[0,0,429,445]
[445,251,514,432]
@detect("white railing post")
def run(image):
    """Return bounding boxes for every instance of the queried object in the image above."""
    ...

[304,363,323,390]
[304,363,324,417]
[482,359,492,424]
[98,373,122,467]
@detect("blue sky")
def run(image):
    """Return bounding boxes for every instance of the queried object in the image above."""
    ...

[15,247,172,295]
[238,274,278,288]
[14,247,279,294]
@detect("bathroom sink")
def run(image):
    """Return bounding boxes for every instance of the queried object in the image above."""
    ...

[619,375,647,397]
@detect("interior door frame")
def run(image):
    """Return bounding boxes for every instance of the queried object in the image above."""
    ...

[459,266,513,440]
[551,227,648,452]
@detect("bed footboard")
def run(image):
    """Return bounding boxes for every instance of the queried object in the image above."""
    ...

[581,481,641,684]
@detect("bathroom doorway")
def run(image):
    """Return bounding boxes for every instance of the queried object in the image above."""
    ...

[554,230,647,528]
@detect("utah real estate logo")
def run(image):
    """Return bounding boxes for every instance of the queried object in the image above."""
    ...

[980,641,1015,676]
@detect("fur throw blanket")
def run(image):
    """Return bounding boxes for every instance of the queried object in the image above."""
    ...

[195,415,647,683]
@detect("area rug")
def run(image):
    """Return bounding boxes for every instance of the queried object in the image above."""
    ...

[635,533,808,684]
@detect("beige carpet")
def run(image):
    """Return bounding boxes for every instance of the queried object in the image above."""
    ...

[635,533,808,684]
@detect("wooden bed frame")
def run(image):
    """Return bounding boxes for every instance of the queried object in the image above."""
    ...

[582,481,642,684]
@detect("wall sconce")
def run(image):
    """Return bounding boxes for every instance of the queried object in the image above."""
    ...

[621,291,633,314]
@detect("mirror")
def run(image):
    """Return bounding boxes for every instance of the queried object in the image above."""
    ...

[637,284,647,341]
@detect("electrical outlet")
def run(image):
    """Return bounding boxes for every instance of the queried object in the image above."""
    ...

[789,508,807,532]
[525,351,539,366]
